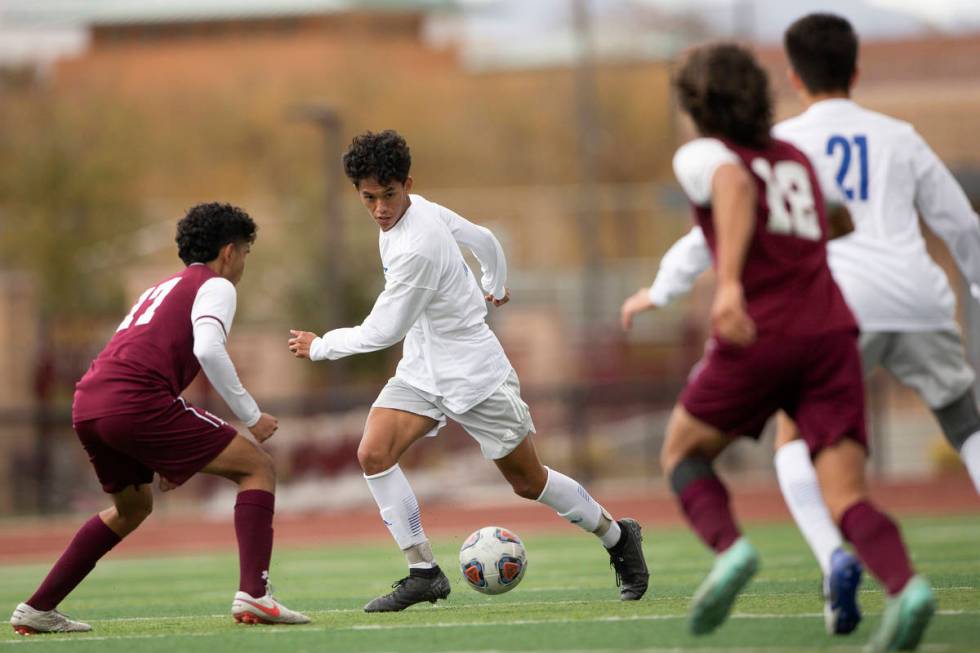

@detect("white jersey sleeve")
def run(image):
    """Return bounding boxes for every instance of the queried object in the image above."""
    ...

[672,138,741,206]
[437,206,508,299]
[310,252,437,361]
[190,277,261,427]
[911,130,980,300]
[648,226,712,306]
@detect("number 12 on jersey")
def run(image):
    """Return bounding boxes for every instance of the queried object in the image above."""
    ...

[751,158,821,241]
[826,134,868,201]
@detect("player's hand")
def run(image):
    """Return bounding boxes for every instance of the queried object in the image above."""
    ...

[288,330,317,359]
[249,412,279,443]
[620,287,656,331]
[486,288,510,307]
[158,475,180,492]
[711,281,756,346]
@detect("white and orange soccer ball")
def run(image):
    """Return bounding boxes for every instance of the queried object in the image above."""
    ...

[459,526,528,595]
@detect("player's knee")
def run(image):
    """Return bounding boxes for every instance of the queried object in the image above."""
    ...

[773,414,800,449]
[660,441,690,477]
[508,474,543,500]
[236,444,275,486]
[255,447,276,484]
[668,456,716,496]
[357,443,394,476]
[117,500,152,528]
[933,390,980,451]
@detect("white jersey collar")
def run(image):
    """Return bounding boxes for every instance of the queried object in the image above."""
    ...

[804,98,857,116]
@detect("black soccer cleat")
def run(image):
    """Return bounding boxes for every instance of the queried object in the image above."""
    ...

[607,518,649,601]
[363,565,451,612]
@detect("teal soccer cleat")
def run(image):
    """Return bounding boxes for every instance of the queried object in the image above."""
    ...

[689,537,759,635]
[866,575,935,652]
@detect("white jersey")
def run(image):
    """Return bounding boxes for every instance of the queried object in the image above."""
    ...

[310,194,513,414]
[650,99,980,332]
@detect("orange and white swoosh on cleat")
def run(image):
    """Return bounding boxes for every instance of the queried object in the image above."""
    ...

[231,591,310,625]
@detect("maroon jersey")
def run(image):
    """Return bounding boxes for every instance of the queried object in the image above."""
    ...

[693,138,856,337]
[74,264,218,421]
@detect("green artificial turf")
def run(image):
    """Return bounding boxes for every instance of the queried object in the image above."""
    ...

[1,514,978,652]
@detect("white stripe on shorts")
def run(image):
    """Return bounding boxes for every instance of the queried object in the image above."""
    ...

[177,397,224,429]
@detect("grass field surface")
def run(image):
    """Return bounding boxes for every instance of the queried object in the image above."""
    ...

[1,514,978,652]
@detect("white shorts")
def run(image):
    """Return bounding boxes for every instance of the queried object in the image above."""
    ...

[860,330,976,409]
[372,370,535,460]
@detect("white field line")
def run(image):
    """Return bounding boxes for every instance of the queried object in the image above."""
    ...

[1,610,973,645]
[341,610,974,631]
[84,587,978,623]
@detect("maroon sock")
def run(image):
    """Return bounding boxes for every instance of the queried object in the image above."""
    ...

[840,500,914,596]
[678,476,741,553]
[27,515,121,611]
[235,489,275,597]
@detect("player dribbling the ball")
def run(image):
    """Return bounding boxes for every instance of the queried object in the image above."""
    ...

[289,130,648,612]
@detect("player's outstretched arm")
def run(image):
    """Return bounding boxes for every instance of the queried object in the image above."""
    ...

[912,131,980,301]
[290,255,437,361]
[622,226,713,330]
[439,206,508,302]
[651,226,712,304]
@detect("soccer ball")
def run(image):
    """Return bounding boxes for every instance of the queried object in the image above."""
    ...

[459,526,528,595]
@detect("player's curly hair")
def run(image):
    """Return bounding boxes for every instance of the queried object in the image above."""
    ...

[674,43,772,149]
[175,202,257,265]
[784,13,857,95]
[342,129,412,187]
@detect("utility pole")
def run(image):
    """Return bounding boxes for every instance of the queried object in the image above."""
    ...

[571,0,602,482]
[289,105,347,382]
[572,0,602,331]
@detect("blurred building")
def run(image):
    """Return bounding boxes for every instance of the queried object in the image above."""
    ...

[1,2,979,515]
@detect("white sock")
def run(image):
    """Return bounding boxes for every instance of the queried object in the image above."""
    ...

[961,431,980,493]
[600,519,622,549]
[364,464,434,567]
[537,467,619,546]
[774,440,844,576]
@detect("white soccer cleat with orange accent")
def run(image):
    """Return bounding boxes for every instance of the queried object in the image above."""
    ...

[10,602,92,636]
[231,588,310,625]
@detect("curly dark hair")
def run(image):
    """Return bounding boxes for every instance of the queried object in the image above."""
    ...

[175,202,257,265]
[785,13,857,94]
[342,129,411,187]
[674,44,772,149]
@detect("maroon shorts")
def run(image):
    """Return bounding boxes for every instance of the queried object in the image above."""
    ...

[74,397,238,494]
[681,329,867,455]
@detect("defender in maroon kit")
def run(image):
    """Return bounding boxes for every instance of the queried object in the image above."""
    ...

[10,203,308,636]
[660,45,933,651]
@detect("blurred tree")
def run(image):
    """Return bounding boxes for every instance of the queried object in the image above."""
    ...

[0,90,144,513]
[0,92,144,325]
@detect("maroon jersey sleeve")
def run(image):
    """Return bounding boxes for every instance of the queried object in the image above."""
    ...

[683,137,856,338]
[73,264,218,421]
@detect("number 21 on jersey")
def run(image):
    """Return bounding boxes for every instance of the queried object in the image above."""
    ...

[826,134,868,201]
[751,158,821,241]
[117,278,182,331]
